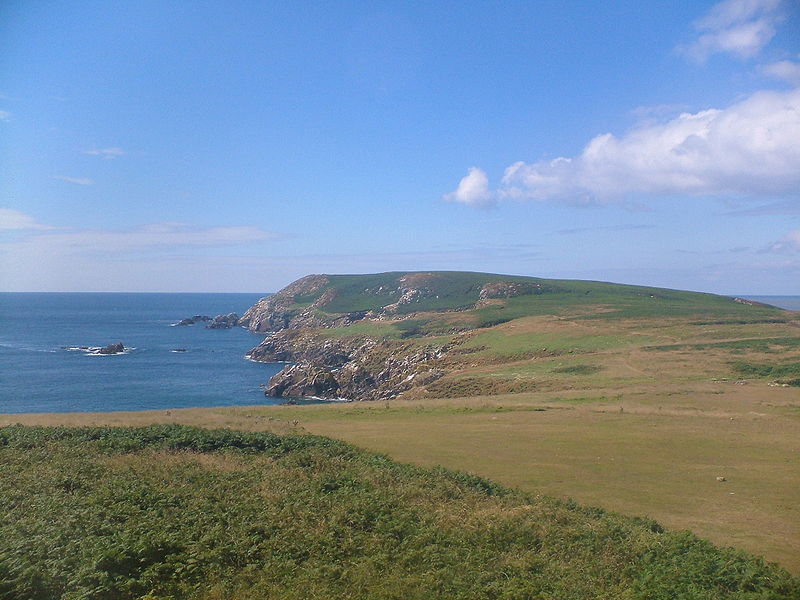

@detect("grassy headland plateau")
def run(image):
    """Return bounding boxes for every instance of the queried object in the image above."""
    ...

[238,271,798,401]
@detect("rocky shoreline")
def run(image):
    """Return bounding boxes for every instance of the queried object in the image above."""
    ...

[246,330,449,401]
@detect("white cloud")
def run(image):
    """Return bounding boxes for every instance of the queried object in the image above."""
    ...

[0,209,53,231]
[443,167,494,207]
[82,147,125,159]
[762,59,800,84]
[679,0,784,62]
[0,110,10,121]
[494,87,800,203]
[54,176,94,186]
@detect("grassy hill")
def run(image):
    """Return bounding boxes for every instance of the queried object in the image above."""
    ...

[2,424,798,600]
[242,272,798,401]
[247,271,787,326]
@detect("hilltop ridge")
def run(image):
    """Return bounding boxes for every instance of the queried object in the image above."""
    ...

[240,271,776,333]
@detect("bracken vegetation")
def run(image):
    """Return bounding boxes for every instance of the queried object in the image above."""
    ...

[731,361,800,385]
[1,425,798,600]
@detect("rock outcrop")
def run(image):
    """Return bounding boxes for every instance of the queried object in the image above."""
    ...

[247,331,449,401]
[97,342,125,355]
[239,275,334,332]
[205,313,240,329]
[175,315,212,326]
[479,281,548,299]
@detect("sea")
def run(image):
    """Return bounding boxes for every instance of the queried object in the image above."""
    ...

[0,293,291,414]
[0,293,798,415]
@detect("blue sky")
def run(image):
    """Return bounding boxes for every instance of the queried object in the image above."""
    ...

[1,0,799,293]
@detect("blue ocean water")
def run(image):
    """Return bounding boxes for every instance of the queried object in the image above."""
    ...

[740,296,800,311]
[0,293,290,414]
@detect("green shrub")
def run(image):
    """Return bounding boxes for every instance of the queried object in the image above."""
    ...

[1,425,797,600]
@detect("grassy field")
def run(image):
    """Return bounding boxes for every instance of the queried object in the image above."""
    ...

[2,424,798,599]
[7,381,798,575]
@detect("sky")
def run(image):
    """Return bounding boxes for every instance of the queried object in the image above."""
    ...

[1,0,799,294]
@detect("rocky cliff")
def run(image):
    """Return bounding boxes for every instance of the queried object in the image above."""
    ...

[240,272,566,401]
[247,330,449,401]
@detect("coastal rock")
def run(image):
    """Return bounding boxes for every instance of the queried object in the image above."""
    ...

[249,331,450,401]
[239,275,333,333]
[239,272,571,401]
[176,315,212,326]
[97,342,125,355]
[267,363,340,398]
[205,313,240,329]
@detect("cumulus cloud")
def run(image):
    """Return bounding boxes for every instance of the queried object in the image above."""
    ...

[0,209,53,231]
[679,0,784,62]
[762,59,800,84]
[54,176,94,186]
[82,147,125,159]
[494,87,800,204]
[443,167,494,207]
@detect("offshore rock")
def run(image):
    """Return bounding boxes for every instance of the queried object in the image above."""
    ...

[205,313,240,329]
[97,342,125,355]
[175,315,212,326]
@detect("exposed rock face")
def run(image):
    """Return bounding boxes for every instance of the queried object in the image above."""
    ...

[97,342,125,355]
[239,275,333,333]
[240,272,556,401]
[205,313,240,329]
[247,331,449,401]
[479,281,545,299]
[175,315,212,326]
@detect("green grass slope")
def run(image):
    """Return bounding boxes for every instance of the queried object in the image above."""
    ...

[288,271,786,323]
[1,425,798,600]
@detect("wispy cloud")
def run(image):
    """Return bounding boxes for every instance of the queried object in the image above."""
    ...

[0,209,54,231]
[2,222,277,255]
[452,87,800,207]
[678,0,784,62]
[443,167,494,207]
[82,147,125,159]
[725,200,800,215]
[0,110,10,121]
[557,224,654,235]
[54,176,94,186]
[764,229,800,253]
[629,104,689,124]
[762,59,800,84]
